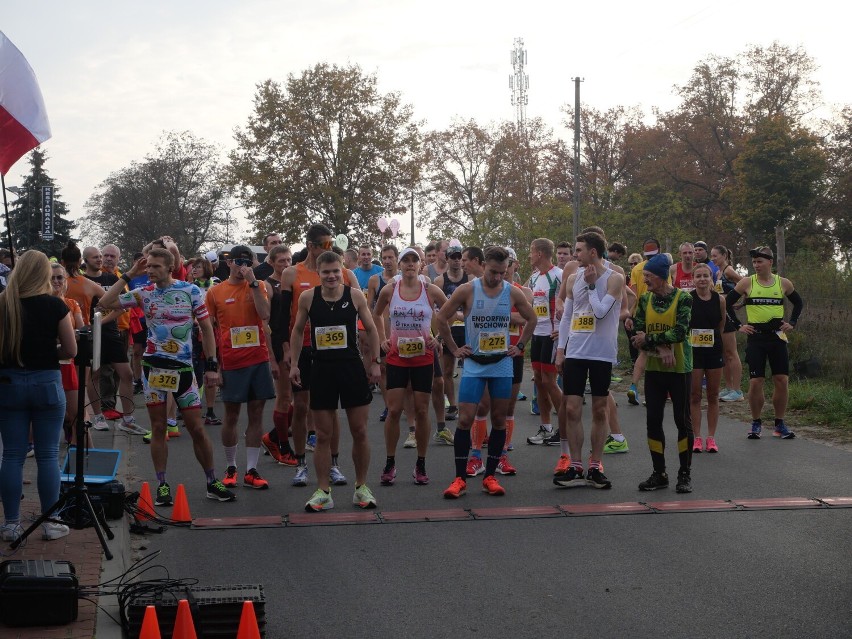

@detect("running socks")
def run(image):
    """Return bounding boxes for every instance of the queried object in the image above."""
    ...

[453,429,472,478]
[385,456,395,472]
[485,429,506,476]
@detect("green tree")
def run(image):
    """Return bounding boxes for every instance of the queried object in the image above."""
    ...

[2,148,75,256]
[229,64,421,246]
[83,131,233,259]
[726,116,826,249]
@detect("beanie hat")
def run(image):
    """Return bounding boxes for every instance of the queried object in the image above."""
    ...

[643,254,670,280]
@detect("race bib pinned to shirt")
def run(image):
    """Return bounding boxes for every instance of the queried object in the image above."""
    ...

[315,325,347,350]
[398,336,426,358]
[230,326,260,349]
[571,312,596,333]
[533,297,550,319]
[689,328,715,347]
[478,331,507,354]
[148,368,179,392]
[509,323,520,337]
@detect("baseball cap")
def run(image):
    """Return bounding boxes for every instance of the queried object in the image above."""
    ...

[447,243,463,257]
[642,238,661,257]
[398,247,420,263]
[204,250,219,263]
[694,241,708,250]
[228,245,254,261]
[506,247,517,262]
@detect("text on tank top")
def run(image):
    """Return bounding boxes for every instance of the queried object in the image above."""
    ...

[386,280,434,367]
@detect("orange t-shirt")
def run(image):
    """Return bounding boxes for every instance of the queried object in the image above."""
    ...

[65,274,93,325]
[291,262,321,347]
[110,269,131,331]
[205,279,269,371]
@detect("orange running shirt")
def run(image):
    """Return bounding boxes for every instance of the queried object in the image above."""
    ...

[205,279,269,371]
[65,274,93,325]
[291,261,322,347]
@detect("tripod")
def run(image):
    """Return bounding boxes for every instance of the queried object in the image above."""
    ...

[11,330,114,558]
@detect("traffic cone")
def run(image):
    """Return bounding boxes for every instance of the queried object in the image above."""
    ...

[137,481,156,521]
[236,600,261,639]
[172,599,197,639]
[139,605,161,639]
[171,484,192,523]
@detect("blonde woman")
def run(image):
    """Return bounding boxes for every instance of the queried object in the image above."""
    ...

[0,251,78,542]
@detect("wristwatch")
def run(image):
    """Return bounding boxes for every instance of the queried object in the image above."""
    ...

[249,280,259,288]
[372,356,381,365]
[516,341,525,352]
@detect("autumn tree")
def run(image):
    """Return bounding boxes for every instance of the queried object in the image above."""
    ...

[2,148,75,255]
[229,64,420,246]
[821,107,852,266]
[83,131,233,259]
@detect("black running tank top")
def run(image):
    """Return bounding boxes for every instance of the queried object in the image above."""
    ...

[308,286,360,361]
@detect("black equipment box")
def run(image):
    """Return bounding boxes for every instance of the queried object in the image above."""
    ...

[0,559,78,627]
[61,478,126,520]
[127,584,265,638]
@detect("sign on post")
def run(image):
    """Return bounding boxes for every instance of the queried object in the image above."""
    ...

[41,185,53,240]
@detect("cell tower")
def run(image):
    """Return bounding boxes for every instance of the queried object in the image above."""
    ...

[510,37,529,130]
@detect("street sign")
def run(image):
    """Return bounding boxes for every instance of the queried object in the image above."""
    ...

[41,185,53,240]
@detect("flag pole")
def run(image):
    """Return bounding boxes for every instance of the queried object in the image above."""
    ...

[0,172,15,267]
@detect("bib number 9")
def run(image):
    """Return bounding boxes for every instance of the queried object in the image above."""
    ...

[230,326,260,349]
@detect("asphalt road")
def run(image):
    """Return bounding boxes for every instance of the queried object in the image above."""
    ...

[95,371,852,638]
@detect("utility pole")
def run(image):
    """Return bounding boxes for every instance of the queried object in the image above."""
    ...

[572,77,583,241]
[510,38,529,133]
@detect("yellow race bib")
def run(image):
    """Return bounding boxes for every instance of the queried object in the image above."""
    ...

[478,331,507,354]
[148,368,179,392]
[398,336,426,358]
[689,329,714,347]
[315,325,347,350]
[533,299,550,319]
[230,326,260,349]
[571,312,596,333]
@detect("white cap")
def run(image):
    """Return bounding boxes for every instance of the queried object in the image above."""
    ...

[506,247,517,261]
[398,247,420,263]
[204,250,218,263]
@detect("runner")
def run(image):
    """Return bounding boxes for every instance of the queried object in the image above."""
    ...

[372,247,448,485]
[693,241,720,280]
[437,246,537,499]
[688,263,725,453]
[252,232,283,281]
[632,254,694,493]
[204,245,276,490]
[188,256,222,427]
[425,240,449,281]
[353,245,383,291]
[98,248,235,504]
[526,238,563,446]
[711,244,745,401]
[554,231,624,489]
[670,242,696,292]
[433,241,468,421]
[99,244,131,421]
[725,246,803,440]
[290,250,381,511]
[260,245,298,466]
[556,241,573,270]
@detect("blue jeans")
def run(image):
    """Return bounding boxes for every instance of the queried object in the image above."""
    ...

[0,368,65,523]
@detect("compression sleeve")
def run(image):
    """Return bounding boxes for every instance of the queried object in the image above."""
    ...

[786,290,803,324]
[558,298,574,350]
[280,290,293,341]
[589,293,618,319]
[725,289,743,327]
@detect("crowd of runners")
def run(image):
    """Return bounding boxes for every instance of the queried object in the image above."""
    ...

[0,223,804,526]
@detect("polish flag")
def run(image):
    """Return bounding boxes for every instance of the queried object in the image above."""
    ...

[0,31,51,176]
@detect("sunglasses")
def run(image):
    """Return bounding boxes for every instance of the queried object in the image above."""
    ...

[310,240,334,250]
[232,258,252,267]
[51,275,65,282]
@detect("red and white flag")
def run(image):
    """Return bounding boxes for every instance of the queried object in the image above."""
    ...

[0,31,51,176]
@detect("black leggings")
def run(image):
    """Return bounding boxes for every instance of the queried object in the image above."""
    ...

[645,371,692,474]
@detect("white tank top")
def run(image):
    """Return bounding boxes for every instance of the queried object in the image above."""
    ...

[530,265,562,336]
[566,266,619,363]
[386,280,433,366]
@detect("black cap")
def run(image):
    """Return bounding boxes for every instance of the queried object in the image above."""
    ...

[749,246,774,261]
[229,245,254,261]
[694,241,708,250]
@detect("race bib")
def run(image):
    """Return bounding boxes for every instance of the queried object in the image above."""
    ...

[571,312,596,333]
[690,329,714,347]
[533,298,549,319]
[230,326,260,349]
[509,323,520,336]
[776,330,788,343]
[315,325,347,350]
[478,331,507,354]
[452,319,465,327]
[148,368,179,392]
[398,336,426,358]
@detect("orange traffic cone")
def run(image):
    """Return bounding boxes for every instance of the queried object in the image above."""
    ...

[137,481,156,521]
[172,599,197,639]
[236,600,261,639]
[171,484,192,523]
[139,605,161,639]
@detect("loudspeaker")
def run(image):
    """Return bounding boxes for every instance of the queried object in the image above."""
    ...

[60,479,126,520]
[0,560,78,627]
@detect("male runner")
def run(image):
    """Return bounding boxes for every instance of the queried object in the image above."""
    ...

[354,245,383,291]
[670,242,697,292]
[556,241,573,270]
[554,232,624,488]
[252,232,283,281]
[437,246,537,498]
[99,243,131,420]
[290,250,381,511]
[205,245,275,490]
[693,241,720,280]
[433,242,468,420]
[526,238,563,445]
[725,246,803,439]
[98,248,235,504]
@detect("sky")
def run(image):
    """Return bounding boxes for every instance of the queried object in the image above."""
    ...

[3,0,850,248]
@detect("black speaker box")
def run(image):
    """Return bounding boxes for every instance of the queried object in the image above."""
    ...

[126,584,265,638]
[0,559,78,627]
[60,478,126,520]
